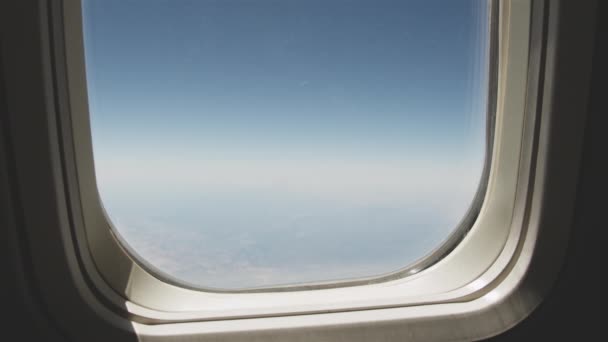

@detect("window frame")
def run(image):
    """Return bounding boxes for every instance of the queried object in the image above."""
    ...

[0,0,597,340]
[65,0,530,318]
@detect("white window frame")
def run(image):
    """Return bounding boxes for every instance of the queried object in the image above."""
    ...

[0,0,597,340]
[65,0,529,316]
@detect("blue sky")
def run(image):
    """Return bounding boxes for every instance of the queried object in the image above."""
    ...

[82,0,490,289]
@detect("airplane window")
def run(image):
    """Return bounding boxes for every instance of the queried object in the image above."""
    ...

[82,0,491,290]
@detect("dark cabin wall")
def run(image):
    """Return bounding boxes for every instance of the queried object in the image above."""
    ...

[490,1,607,340]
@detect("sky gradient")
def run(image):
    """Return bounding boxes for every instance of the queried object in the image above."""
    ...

[82,0,490,289]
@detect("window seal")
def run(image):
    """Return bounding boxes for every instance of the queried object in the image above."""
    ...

[59,0,542,319]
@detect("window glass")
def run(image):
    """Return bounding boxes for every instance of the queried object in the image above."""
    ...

[83,0,491,289]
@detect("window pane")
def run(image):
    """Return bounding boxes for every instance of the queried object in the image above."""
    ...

[82,0,491,289]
